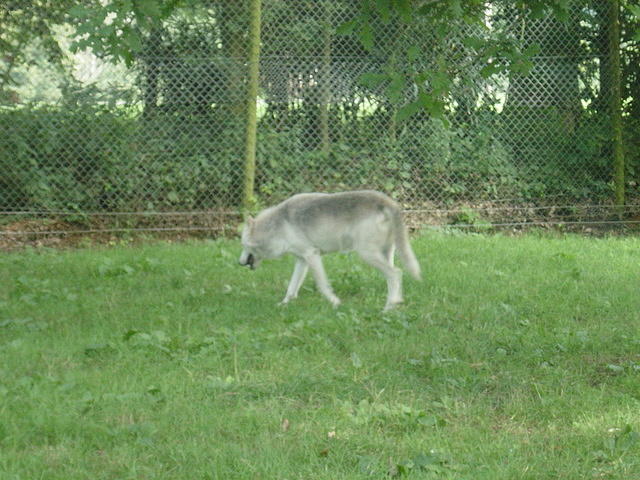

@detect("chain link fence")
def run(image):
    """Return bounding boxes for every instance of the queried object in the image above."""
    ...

[1,1,638,244]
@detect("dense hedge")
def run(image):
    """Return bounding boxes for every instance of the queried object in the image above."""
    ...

[0,106,619,213]
[1,109,243,212]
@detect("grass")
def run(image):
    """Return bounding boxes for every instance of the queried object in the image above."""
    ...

[1,231,639,479]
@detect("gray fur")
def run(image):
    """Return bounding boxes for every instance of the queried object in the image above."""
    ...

[239,190,421,311]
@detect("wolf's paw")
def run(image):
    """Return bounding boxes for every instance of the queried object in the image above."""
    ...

[383,300,403,312]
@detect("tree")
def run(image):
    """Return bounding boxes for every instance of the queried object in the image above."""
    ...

[501,1,583,126]
[0,0,74,100]
[622,1,639,160]
[341,0,572,121]
[70,1,249,119]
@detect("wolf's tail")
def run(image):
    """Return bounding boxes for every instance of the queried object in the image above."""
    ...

[392,208,422,281]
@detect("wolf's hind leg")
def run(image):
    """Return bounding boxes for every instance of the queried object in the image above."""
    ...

[304,252,341,307]
[280,258,309,305]
[384,244,396,267]
[358,249,403,311]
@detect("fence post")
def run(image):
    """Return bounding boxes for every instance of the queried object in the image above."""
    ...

[609,0,624,211]
[319,0,332,158]
[242,0,262,212]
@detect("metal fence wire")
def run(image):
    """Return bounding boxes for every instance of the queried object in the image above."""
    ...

[1,1,638,238]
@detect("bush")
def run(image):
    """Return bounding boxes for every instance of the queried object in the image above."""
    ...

[0,103,616,216]
[0,108,244,213]
[0,107,136,212]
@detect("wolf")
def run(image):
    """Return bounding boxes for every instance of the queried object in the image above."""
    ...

[238,190,421,311]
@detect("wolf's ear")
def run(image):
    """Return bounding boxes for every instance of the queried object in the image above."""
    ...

[247,216,255,228]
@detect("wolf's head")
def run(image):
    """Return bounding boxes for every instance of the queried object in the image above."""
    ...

[238,217,262,270]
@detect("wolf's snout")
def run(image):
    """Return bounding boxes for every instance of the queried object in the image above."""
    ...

[240,253,255,269]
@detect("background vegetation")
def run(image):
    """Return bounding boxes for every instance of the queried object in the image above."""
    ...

[1,1,638,217]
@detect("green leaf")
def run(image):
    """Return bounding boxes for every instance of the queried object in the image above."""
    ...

[375,0,391,23]
[136,0,163,20]
[387,73,406,104]
[123,329,141,341]
[430,70,451,95]
[616,425,639,452]
[462,36,485,50]
[358,23,374,50]
[69,5,91,18]
[359,72,388,89]
[551,2,570,22]
[336,19,358,36]
[417,1,447,16]
[449,0,463,18]
[480,62,504,79]
[417,415,445,427]
[418,92,448,124]
[98,24,116,37]
[512,59,534,76]
[123,29,143,52]
[395,459,414,475]
[396,0,413,23]
[396,100,422,123]
[407,45,420,62]
[523,43,541,57]
[113,44,135,66]
[529,2,546,19]
[627,4,640,18]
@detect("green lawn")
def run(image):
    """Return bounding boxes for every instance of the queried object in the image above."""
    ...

[1,232,639,479]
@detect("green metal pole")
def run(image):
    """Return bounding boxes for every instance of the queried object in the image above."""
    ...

[319,2,332,158]
[243,0,262,212]
[609,0,624,211]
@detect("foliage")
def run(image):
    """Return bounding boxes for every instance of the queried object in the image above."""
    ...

[0,107,245,212]
[68,0,186,66]
[1,107,131,212]
[65,0,578,121]
[256,108,610,203]
[626,1,640,41]
[341,0,572,121]
[1,98,613,213]
[1,0,637,214]
[622,0,640,185]
[0,0,75,99]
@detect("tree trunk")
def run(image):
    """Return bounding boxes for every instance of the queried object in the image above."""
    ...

[219,1,248,118]
[608,0,624,209]
[242,0,262,211]
[319,1,332,157]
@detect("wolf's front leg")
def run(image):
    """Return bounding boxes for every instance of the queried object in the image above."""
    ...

[305,252,341,307]
[280,258,309,305]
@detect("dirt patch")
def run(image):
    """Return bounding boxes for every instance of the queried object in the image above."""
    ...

[0,219,86,250]
[1,202,638,251]
[0,213,241,251]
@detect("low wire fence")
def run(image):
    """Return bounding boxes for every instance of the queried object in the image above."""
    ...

[1,1,638,246]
